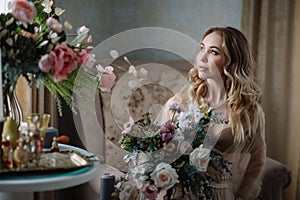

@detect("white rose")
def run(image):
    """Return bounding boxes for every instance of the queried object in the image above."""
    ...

[189,144,211,172]
[150,163,179,189]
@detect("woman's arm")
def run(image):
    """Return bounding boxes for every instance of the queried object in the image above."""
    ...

[235,110,266,200]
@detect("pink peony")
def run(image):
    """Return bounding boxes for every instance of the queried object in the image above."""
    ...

[141,184,158,200]
[75,49,94,66]
[99,66,116,92]
[38,53,55,73]
[10,0,37,28]
[50,44,78,82]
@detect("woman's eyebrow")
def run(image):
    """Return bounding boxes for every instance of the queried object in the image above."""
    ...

[210,46,222,51]
[200,43,221,51]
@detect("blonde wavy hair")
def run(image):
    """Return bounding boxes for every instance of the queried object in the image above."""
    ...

[188,27,262,142]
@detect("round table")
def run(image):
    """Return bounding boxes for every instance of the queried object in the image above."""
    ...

[0,144,99,200]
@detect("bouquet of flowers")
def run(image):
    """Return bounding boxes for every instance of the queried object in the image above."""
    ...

[0,0,116,115]
[115,100,231,200]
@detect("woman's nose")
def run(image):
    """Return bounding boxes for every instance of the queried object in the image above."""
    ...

[200,52,208,63]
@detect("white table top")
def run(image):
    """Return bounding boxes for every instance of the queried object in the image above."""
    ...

[0,144,99,192]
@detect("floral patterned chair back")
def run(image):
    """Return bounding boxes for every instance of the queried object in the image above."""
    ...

[101,60,193,171]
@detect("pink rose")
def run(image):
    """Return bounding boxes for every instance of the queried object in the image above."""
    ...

[141,184,158,200]
[150,163,179,190]
[10,0,37,28]
[38,53,55,73]
[99,66,116,92]
[46,17,63,33]
[189,145,210,172]
[51,44,78,82]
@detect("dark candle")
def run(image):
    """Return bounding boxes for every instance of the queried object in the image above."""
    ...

[100,173,115,200]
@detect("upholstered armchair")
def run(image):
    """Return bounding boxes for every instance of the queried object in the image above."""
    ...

[259,157,292,200]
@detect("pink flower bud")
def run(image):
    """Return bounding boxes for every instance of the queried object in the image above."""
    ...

[99,66,116,92]
[38,53,55,73]
[46,17,63,33]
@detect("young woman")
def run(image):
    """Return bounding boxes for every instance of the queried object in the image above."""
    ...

[161,27,266,199]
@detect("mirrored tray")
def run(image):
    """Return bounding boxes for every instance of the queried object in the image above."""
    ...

[0,151,93,175]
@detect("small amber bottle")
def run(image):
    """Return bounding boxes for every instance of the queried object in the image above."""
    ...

[50,137,59,152]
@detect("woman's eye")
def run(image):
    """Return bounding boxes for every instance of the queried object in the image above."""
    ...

[200,46,205,52]
[210,50,218,55]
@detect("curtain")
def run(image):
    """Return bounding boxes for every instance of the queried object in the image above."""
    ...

[242,0,299,199]
[286,0,300,198]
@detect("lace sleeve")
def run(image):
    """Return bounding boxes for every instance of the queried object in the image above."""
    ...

[235,109,267,200]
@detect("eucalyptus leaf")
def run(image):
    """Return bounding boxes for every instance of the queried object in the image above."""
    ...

[69,29,89,46]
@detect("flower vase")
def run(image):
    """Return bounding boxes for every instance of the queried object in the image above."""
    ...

[3,85,23,127]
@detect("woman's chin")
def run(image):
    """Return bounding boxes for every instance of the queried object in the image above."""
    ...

[198,71,207,80]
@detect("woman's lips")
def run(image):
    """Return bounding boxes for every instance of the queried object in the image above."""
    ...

[198,66,208,71]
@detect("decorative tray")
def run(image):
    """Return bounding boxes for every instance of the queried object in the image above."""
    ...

[0,151,93,176]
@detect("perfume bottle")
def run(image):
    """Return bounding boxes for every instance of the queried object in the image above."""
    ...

[13,138,29,170]
[1,137,10,168]
[7,147,13,169]
[1,137,13,169]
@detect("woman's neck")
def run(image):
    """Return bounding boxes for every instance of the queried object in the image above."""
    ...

[205,78,226,109]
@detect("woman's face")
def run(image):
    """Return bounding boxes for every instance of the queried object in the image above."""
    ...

[195,31,227,80]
